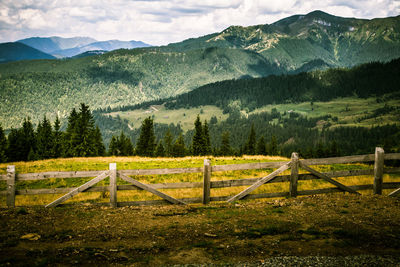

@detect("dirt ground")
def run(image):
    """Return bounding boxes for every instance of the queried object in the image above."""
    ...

[1,194,400,266]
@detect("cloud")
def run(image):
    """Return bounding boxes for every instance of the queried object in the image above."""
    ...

[0,0,399,45]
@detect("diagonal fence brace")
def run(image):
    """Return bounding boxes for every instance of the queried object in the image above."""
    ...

[388,187,400,197]
[118,172,186,205]
[46,171,110,208]
[227,162,290,203]
[299,162,361,195]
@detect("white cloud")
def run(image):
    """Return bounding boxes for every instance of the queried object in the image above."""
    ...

[0,0,399,45]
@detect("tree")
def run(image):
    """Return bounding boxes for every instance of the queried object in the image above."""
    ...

[267,135,278,156]
[256,136,267,155]
[136,117,156,157]
[245,124,256,155]
[220,131,232,156]
[192,115,204,155]
[93,126,106,156]
[172,134,186,157]
[36,116,54,159]
[52,116,63,158]
[64,104,104,157]
[203,120,211,155]
[163,128,173,157]
[0,125,7,163]
[109,135,119,156]
[156,141,165,157]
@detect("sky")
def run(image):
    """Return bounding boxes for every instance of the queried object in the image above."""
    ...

[1,0,399,46]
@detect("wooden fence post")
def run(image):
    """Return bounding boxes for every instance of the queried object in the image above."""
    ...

[109,163,117,207]
[289,152,299,198]
[7,165,16,208]
[203,159,211,204]
[373,147,384,195]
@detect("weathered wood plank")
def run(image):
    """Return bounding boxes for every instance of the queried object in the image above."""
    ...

[120,167,203,176]
[289,153,299,198]
[109,163,117,208]
[45,171,109,208]
[7,165,16,208]
[373,147,384,195]
[299,162,361,195]
[16,170,106,181]
[212,161,286,172]
[301,154,375,165]
[227,163,290,203]
[203,159,211,204]
[385,153,400,160]
[388,187,400,197]
[119,173,186,205]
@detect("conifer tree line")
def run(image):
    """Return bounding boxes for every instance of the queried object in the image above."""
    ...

[1,103,399,163]
[0,103,105,163]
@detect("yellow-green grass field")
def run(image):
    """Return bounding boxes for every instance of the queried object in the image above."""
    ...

[0,156,399,207]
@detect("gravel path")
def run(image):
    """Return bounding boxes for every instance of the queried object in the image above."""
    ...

[173,255,400,266]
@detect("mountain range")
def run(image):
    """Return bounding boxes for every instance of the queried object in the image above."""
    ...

[0,36,152,61]
[1,10,400,130]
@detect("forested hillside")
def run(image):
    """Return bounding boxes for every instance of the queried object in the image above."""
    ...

[1,11,400,130]
[0,47,280,129]
[163,58,400,111]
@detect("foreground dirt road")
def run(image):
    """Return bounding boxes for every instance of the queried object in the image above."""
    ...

[1,194,400,266]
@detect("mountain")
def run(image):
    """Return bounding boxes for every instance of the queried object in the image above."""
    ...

[18,36,152,57]
[52,40,152,57]
[1,11,400,129]
[18,36,96,55]
[0,42,56,63]
[166,10,400,70]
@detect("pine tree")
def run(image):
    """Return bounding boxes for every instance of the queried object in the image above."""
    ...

[36,116,54,159]
[108,136,119,156]
[21,118,36,161]
[220,131,232,156]
[245,124,256,155]
[192,115,204,156]
[163,128,173,157]
[136,117,156,157]
[0,124,7,163]
[93,126,106,156]
[203,120,211,155]
[52,116,63,158]
[268,135,278,155]
[172,134,186,157]
[156,141,165,157]
[6,129,22,162]
[64,108,79,157]
[75,103,96,157]
[256,136,267,155]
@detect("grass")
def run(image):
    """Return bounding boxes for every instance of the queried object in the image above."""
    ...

[107,104,229,131]
[0,155,399,207]
[250,96,400,129]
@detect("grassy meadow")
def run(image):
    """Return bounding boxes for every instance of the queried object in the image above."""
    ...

[1,155,399,207]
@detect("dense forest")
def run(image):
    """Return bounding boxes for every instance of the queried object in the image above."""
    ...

[1,103,399,163]
[105,58,400,114]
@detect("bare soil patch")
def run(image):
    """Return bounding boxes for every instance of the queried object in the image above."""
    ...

[1,194,400,266]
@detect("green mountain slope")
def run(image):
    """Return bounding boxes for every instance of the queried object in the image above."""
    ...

[167,10,400,70]
[0,47,280,129]
[0,42,56,63]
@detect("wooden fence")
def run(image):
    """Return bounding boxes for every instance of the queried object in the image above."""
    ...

[1,147,400,208]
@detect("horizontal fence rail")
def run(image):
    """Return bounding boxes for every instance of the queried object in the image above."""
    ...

[1,147,400,207]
